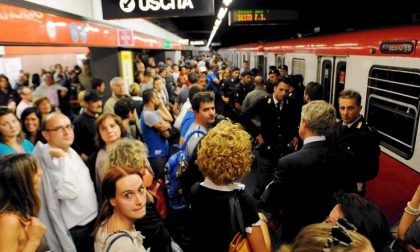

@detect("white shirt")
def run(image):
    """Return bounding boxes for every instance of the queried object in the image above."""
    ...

[16,100,32,118]
[47,144,98,229]
[303,135,326,145]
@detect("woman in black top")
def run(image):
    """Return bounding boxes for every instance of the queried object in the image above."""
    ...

[190,120,269,252]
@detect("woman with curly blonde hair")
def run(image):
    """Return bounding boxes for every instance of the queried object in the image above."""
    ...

[190,119,269,252]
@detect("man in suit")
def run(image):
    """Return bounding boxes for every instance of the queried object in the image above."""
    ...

[240,77,301,199]
[335,89,380,195]
[261,100,353,243]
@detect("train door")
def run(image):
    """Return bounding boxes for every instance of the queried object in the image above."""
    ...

[318,56,347,112]
[255,54,267,79]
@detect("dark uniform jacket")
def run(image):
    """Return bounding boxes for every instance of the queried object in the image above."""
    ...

[240,94,300,159]
[335,116,380,182]
[221,77,240,120]
[261,140,354,243]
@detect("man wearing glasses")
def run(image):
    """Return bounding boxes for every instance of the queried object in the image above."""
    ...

[33,112,98,252]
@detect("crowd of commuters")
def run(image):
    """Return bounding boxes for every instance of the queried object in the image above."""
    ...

[0,53,418,252]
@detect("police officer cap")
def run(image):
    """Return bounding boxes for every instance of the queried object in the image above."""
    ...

[269,69,280,75]
[241,70,252,77]
[279,64,288,71]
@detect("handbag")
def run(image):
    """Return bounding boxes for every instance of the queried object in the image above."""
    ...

[149,179,168,219]
[228,191,253,252]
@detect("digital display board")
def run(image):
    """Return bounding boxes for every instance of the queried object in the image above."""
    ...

[380,41,415,54]
[229,9,298,26]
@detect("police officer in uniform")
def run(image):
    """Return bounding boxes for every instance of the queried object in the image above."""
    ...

[221,67,240,121]
[335,89,380,196]
[240,77,301,198]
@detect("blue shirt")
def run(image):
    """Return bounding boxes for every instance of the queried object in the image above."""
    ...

[180,111,195,137]
[0,139,34,156]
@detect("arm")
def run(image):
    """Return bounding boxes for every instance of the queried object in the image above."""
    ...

[247,225,270,252]
[153,121,170,138]
[0,215,46,252]
[156,98,173,123]
[397,183,420,240]
[239,98,263,138]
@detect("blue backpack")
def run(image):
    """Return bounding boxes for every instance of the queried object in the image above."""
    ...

[165,129,206,210]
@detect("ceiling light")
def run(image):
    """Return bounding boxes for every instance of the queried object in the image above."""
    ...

[217,7,228,20]
[223,0,233,7]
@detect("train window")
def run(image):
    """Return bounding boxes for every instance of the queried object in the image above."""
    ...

[276,55,283,68]
[291,58,305,76]
[367,66,420,159]
[334,62,346,114]
[321,59,332,102]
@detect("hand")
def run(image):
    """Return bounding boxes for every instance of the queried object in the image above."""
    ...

[170,237,183,252]
[80,153,88,161]
[7,101,16,110]
[222,96,229,104]
[60,89,68,97]
[49,148,68,158]
[25,217,46,244]
[291,137,299,151]
[256,134,264,145]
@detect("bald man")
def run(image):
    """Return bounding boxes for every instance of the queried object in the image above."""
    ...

[34,112,98,252]
[241,76,268,112]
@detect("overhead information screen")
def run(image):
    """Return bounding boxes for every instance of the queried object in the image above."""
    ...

[228,9,298,26]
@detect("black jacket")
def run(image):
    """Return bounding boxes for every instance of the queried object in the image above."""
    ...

[240,95,300,158]
[261,140,354,243]
[334,116,380,182]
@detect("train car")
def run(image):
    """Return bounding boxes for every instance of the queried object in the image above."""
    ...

[219,25,420,224]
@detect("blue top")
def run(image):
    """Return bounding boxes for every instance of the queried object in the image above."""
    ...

[0,139,34,156]
[207,72,220,94]
[180,111,195,137]
[140,109,169,158]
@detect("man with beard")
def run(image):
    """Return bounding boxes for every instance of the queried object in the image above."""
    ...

[184,91,215,157]
[140,89,171,180]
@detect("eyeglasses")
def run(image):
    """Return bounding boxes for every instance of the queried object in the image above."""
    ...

[44,124,74,133]
[324,218,357,250]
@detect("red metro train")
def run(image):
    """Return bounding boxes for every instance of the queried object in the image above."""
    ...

[219,25,420,224]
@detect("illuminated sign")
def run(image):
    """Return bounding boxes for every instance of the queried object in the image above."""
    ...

[228,9,298,26]
[380,41,415,54]
[102,0,215,19]
[229,9,298,25]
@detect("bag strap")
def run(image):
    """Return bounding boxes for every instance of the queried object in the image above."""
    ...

[229,190,247,238]
[180,129,206,151]
[103,230,133,252]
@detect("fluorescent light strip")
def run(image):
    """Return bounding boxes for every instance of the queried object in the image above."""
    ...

[206,1,234,47]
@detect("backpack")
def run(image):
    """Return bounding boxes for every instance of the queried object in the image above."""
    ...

[165,129,206,210]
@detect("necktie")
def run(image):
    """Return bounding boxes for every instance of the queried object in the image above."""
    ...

[276,101,282,111]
